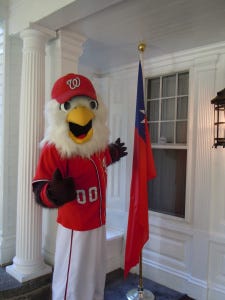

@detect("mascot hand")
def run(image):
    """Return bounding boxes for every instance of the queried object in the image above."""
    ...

[109,138,128,163]
[47,169,75,206]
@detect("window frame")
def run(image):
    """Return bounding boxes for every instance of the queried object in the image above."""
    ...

[146,71,189,148]
[145,70,191,222]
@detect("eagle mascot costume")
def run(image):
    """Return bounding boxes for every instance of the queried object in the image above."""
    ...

[32,73,127,300]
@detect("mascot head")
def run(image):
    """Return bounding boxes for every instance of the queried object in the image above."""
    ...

[42,73,109,158]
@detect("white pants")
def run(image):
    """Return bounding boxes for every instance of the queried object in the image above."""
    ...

[52,224,106,300]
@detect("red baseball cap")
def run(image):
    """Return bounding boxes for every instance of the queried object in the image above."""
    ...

[51,73,97,104]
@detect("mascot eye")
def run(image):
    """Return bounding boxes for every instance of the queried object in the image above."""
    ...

[89,100,98,110]
[60,101,71,111]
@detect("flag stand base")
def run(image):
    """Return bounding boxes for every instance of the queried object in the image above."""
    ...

[126,288,155,300]
[126,253,155,300]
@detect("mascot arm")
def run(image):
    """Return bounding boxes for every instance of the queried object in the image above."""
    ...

[33,169,76,208]
[33,181,57,208]
[109,138,127,163]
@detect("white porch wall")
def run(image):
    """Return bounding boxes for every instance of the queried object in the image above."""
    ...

[90,42,225,300]
[1,0,225,294]
[0,28,22,265]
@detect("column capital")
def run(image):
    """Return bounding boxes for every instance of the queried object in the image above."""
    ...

[20,24,56,50]
[57,29,86,64]
[51,29,86,75]
[57,29,86,55]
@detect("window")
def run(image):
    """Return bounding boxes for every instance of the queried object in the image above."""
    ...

[146,72,189,218]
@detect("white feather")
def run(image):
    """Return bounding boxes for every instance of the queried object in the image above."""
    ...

[41,97,110,158]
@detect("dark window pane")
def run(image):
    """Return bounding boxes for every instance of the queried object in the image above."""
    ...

[149,123,158,143]
[178,72,189,95]
[162,75,176,97]
[160,121,174,143]
[177,96,188,119]
[148,149,187,218]
[161,98,175,120]
[147,100,159,121]
[147,78,160,99]
[176,121,187,143]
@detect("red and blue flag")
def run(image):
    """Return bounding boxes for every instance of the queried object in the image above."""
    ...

[124,61,156,277]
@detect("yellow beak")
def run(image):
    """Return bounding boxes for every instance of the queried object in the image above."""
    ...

[66,106,95,144]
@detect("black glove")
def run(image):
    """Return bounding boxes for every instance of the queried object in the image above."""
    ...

[109,138,128,163]
[46,169,75,207]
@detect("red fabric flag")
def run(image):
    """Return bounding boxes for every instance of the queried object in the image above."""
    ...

[124,61,156,277]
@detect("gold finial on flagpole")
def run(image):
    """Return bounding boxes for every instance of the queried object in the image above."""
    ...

[138,42,146,64]
[138,42,146,53]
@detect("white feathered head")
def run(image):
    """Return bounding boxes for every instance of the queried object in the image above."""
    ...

[41,74,109,158]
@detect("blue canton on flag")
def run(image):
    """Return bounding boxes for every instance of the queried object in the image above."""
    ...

[135,61,146,141]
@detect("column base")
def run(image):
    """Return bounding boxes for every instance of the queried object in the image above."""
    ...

[6,263,52,283]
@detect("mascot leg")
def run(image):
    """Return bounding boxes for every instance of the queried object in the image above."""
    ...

[52,224,106,300]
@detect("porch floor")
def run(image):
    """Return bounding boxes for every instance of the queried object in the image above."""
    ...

[0,267,194,300]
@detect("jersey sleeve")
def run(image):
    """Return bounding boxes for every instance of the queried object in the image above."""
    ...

[103,146,112,167]
[32,143,66,208]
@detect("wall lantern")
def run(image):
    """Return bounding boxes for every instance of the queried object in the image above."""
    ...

[211,88,225,148]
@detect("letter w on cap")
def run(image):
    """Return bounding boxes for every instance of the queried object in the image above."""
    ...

[67,77,81,90]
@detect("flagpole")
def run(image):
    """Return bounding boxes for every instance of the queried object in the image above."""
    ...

[126,43,155,300]
[139,252,143,290]
[127,252,154,300]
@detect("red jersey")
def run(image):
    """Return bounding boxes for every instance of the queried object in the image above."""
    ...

[33,143,112,231]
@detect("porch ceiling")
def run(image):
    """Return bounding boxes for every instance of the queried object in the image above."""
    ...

[37,0,225,74]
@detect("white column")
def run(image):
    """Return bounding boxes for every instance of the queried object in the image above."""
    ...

[42,30,86,265]
[0,34,22,266]
[6,28,54,282]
